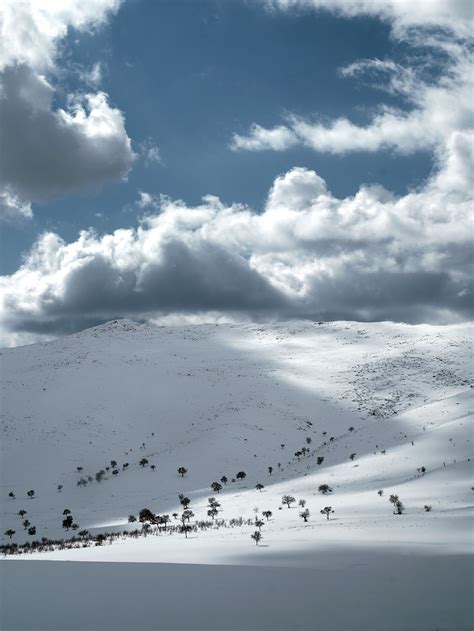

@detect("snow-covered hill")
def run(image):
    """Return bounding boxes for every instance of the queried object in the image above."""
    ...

[1,320,473,630]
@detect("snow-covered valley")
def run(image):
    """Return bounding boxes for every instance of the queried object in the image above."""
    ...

[1,320,473,630]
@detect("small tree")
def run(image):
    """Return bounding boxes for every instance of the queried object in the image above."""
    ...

[211,482,223,494]
[182,509,194,522]
[377,490,384,496]
[424,505,432,512]
[180,524,192,538]
[255,519,264,530]
[180,496,191,509]
[295,451,302,461]
[28,526,36,536]
[299,499,306,508]
[317,457,324,465]
[4,529,15,539]
[128,515,137,523]
[110,460,117,468]
[63,516,73,530]
[306,437,312,444]
[78,530,89,539]
[268,466,273,475]
[220,476,228,485]
[255,483,264,492]
[95,470,105,483]
[208,497,220,509]
[300,508,310,522]
[389,494,404,514]
[77,467,83,472]
[27,490,35,499]
[57,485,63,492]
[63,509,71,515]
[8,491,15,499]
[262,510,272,521]
[18,510,27,518]
[320,506,334,520]
[318,484,332,494]
[348,426,354,432]
[236,471,247,481]
[22,519,30,530]
[281,495,296,508]
[350,453,356,461]
[178,467,188,477]
[207,507,218,520]
[251,531,262,546]
[139,458,149,468]
[150,465,156,472]
[139,508,155,523]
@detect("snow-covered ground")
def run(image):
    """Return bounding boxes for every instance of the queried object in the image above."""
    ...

[1,320,473,630]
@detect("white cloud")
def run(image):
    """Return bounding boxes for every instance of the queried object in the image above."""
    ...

[0,0,133,220]
[266,1,474,39]
[0,0,122,72]
[139,138,162,165]
[234,1,473,168]
[231,124,298,152]
[0,191,33,222]
[1,137,472,344]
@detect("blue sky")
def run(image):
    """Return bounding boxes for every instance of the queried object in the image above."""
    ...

[1,0,433,273]
[0,0,472,344]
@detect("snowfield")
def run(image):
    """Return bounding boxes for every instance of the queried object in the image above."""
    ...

[1,320,473,630]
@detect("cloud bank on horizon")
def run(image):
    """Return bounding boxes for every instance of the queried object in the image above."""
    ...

[0,0,472,345]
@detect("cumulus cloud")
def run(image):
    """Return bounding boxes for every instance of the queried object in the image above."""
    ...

[0,0,134,220]
[1,145,472,344]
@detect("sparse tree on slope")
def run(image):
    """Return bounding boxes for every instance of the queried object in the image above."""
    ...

[281,495,296,508]
[320,506,334,520]
[300,509,310,522]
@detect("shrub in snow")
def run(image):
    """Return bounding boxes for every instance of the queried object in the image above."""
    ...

[255,483,264,492]
[178,467,188,477]
[318,484,332,494]
[251,531,262,546]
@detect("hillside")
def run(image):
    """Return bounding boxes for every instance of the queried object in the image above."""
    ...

[1,320,473,630]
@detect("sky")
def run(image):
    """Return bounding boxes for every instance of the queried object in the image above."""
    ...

[0,0,472,345]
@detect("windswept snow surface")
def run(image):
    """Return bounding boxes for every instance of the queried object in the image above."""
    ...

[1,320,473,630]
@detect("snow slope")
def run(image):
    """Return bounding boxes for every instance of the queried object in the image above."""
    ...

[1,320,473,629]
